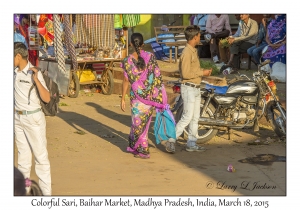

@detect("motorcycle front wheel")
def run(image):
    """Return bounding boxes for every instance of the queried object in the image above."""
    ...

[266,101,286,139]
[175,100,218,144]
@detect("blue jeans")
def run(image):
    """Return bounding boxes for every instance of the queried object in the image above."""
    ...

[247,42,268,64]
[174,84,201,147]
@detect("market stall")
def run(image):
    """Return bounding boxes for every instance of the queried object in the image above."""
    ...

[32,14,129,98]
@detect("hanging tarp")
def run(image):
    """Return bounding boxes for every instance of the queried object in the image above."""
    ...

[122,14,141,27]
[114,14,122,29]
[74,14,115,49]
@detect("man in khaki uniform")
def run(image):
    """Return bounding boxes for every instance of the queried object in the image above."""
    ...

[166,25,212,153]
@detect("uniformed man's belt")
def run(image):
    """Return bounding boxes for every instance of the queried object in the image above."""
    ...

[15,108,41,115]
[183,82,201,88]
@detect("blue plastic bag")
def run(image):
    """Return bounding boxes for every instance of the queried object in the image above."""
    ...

[154,106,176,144]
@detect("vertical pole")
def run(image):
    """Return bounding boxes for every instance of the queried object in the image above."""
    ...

[123,28,128,57]
[169,47,172,63]
[175,46,178,63]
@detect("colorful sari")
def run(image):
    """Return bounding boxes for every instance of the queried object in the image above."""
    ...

[262,15,286,67]
[121,50,167,158]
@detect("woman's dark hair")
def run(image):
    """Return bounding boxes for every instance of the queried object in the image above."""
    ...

[14,167,26,196]
[184,25,200,41]
[14,167,44,196]
[131,33,145,70]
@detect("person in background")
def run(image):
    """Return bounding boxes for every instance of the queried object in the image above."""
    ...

[14,42,52,195]
[189,15,197,25]
[19,14,39,66]
[247,14,273,65]
[218,14,242,63]
[121,33,169,159]
[193,14,208,32]
[262,14,286,82]
[14,15,28,48]
[226,14,258,71]
[205,14,232,63]
[165,25,212,153]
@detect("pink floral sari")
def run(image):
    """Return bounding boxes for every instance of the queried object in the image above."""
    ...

[121,50,167,158]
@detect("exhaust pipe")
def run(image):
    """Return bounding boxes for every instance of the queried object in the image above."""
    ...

[198,117,233,127]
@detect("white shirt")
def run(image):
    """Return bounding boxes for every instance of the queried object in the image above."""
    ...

[14,62,48,111]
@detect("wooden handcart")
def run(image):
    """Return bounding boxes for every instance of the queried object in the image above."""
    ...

[68,58,121,98]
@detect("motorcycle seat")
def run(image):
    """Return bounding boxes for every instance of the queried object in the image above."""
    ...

[205,84,228,95]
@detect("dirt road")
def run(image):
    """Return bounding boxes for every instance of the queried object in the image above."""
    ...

[14,91,286,196]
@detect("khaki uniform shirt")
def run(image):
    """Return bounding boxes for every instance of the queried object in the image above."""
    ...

[179,43,203,84]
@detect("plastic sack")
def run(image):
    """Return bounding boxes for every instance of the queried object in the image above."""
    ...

[154,106,176,144]
[205,84,228,95]
[76,69,95,83]
[270,62,286,83]
[261,62,286,83]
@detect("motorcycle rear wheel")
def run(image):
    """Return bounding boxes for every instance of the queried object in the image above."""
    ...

[175,100,218,144]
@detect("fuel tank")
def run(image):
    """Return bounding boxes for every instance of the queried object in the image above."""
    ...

[212,80,258,106]
[226,80,259,95]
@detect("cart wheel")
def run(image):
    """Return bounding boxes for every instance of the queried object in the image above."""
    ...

[100,70,114,95]
[68,72,80,98]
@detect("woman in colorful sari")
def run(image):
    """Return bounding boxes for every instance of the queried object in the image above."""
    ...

[262,14,286,82]
[121,33,168,159]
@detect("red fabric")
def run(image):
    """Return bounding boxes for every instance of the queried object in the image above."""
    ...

[92,63,105,75]
[19,23,38,65]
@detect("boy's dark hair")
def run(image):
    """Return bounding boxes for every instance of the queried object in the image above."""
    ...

[14,42,28,59]
[131,33,146,70]
[184,25,200,41]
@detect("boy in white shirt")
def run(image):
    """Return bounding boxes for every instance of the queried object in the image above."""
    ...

[14,42,52,196]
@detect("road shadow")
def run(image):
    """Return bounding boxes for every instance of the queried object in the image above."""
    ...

[57,102,286,195]
[56,108,129,153]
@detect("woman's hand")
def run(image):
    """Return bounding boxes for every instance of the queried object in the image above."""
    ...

[121,99,126,112]
[270,43,284,50]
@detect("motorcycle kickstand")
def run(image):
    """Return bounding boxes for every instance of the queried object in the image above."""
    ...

[253,118,259,132]
[227,128,232,140]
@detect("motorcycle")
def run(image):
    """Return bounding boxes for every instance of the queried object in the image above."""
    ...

[169,57,286,144]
